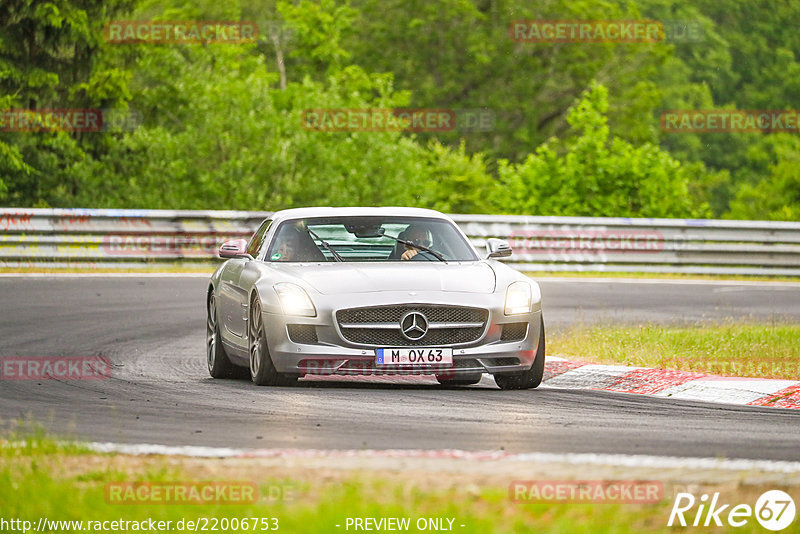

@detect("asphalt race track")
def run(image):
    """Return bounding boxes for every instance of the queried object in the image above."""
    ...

[1,275,800,460]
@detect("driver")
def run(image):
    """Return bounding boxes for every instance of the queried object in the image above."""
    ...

[400,225,433,261]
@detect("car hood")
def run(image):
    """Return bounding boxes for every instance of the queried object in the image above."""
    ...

[278,262,497,295]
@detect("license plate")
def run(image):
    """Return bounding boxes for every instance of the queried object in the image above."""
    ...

[376,348,453,366]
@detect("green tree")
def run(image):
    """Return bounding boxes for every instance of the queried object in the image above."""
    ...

[69,0,499,213]
[495,83,716,217]
[642,0,800,217]
[727,134,800,221]
[0,0,136,206]
[345,0,675,161]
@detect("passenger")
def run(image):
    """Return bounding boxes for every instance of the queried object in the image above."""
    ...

[271,223,326,262]
[271,224,306,261]
[272,232,300,261]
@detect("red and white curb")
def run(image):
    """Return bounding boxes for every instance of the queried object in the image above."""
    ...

[300,358,800,409]
[544,357,800,409]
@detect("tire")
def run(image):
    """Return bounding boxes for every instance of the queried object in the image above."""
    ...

[436,373,482,386]
[494,317,545,390]
[207,292,236,378]
[248,295,297,387]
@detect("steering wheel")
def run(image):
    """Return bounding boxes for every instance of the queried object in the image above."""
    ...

[410,250,434,261]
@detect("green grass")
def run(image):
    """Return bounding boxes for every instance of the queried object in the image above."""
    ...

[524,271,800,282]
[550,322,800,379]
[6,437,791,534]
[0,264,217,274]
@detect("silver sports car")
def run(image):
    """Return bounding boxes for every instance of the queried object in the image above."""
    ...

[206,207,544,389]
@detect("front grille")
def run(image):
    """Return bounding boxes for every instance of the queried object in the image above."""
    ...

[338,306,487,324]
[500,322,528,342]
[339,327,485,347]
[336,305,488,347]
[287,324,318,344]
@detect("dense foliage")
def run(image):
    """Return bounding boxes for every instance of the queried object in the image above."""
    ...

[1,0,798,220]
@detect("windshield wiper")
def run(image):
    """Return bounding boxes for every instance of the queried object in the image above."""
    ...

[307,228,344,262]
[381,233,447,263]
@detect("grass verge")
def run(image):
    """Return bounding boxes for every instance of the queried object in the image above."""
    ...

[524,271,800,283]
[550,322,800,379]
[0,265,217,274]
[3,437,797,533]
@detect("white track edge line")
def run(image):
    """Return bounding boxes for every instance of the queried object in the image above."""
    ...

[83,442,800,473]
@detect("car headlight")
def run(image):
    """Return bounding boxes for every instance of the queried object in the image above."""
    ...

[273,283,316,317]
[505,281,532,315]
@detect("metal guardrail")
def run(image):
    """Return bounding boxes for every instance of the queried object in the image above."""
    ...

[2,208,800,275]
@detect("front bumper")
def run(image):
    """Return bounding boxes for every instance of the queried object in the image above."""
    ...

[261,290,542,377]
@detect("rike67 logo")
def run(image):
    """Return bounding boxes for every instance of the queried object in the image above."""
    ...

[669,490,796,531]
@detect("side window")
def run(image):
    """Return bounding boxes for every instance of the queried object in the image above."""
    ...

[246,219,272,258]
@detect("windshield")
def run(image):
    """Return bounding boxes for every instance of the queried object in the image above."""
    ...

[265,216,477,262]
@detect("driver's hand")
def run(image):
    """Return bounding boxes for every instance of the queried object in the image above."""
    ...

[401,249,418,261]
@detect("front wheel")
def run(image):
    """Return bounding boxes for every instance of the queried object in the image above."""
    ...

[494,317,545,390]
[249,296,297,387]
[207,293,236,378]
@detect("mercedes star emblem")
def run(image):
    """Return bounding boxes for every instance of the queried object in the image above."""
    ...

[400,311,429,340]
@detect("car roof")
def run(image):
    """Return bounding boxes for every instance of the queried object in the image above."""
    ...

[269,206,452,224]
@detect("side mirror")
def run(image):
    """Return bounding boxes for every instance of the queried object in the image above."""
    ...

[219,239,249,259]
[486,238,512,259]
